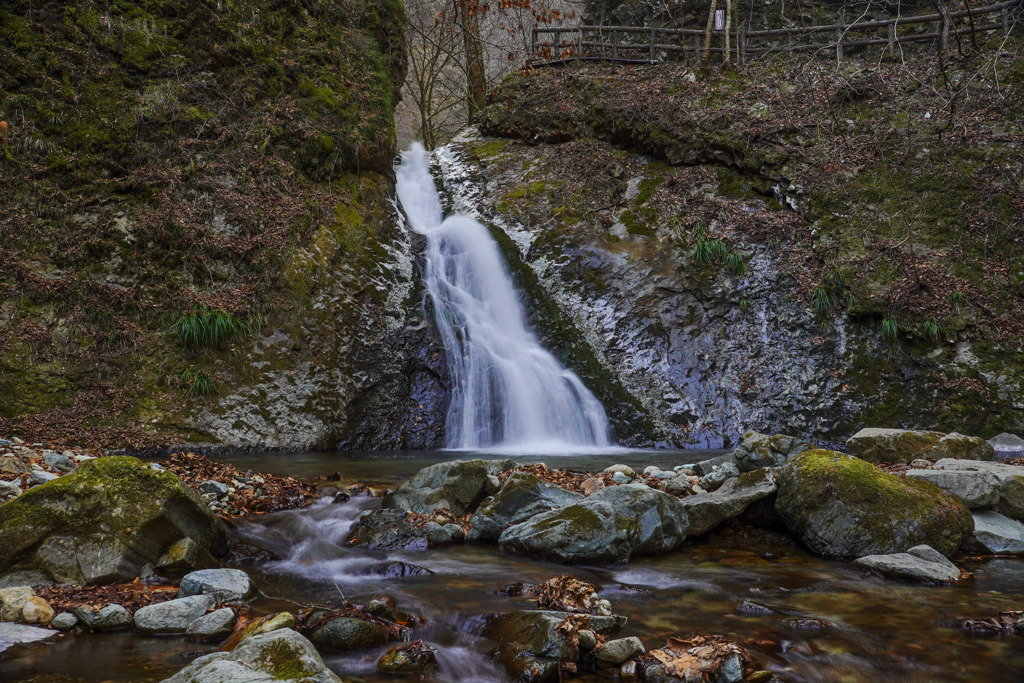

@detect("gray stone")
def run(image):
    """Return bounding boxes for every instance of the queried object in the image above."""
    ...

[134,594,215,634]
[610,471,632,484]
[179,569,253,602]
[51,612,78,631]
[846,428,994,464]
[468,472,582,542]
[29,470,59,486]
[346,509,433,551]
[42,453,74,473]
[483,610,622,661]
[682,468,777,537]
[0,480,22,499]
[905,468,1000,508]
[693,455,735,476]
[853,545,962,583]
[382,459,517,515]
[199,480,230,497]
[578,628,597,650]
[698,461,740,492]
[74,604,132,631]
[499,484,688,563]
[731,431,812,472]
[310,617,392,651]
[719,654,744,683]
[964,510,1024,555]
[596,636,644,663]
[990,433,1024,460]
[0,622,56,653]
[931,459,1024,520]
[161,628,341,683]
[186,607,236,641]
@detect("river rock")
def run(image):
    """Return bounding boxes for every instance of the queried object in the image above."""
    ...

[775,449,973,559]
[498,484,688,563]
[74,603,132,631]
[161,628,341,683]
[0,586,35,622]
[846,428,994,463]
[0,480,22,500]
[377,641,439,676]
[346,509,434,551]
[0,622,56,653]
[50,612,77,631]
[604,464,636,479]
[469,472,583,542]
[382,459,517,515]
[731,431,812,472]
[853,544,962,583]
[21,596,54,624]
[42,452,74,473]
[682,468,778,537]
[698,460,740,492]
[596,636,644,663]
[485,610,622,667]
[179,568,254,602]
[693,454,736,476]
[310,616,393,651]
[199,480,229,497]
[930,459,1024,519]
[904,468,999,508]
[135,594,216,634]
[989,433,1024,460]
[186,607,237,641]
[0,456,229,585]
[28,470,58,486]
[963,510,1024,555]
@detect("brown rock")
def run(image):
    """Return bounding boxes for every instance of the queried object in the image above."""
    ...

[581,478,604,496]
[22,596,55,625]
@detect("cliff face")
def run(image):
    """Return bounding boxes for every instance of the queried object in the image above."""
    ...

[0,0,448,450]
[463,56,1024,447]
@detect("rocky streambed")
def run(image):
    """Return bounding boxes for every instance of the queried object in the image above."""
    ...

[3,429,1024,681]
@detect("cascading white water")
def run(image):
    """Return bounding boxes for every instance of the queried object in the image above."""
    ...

[396,143,610,450]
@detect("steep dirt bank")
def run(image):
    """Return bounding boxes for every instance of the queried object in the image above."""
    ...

[460,49,1024,446]
[0,1,448,451]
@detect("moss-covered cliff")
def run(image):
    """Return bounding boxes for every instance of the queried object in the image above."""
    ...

[463,49,1024,446]
[0,0,443,450]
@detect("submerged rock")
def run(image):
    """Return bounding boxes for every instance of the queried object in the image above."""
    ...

[468,472,582,542]
[682,468,778,537]
[161,628,341,683]
[853,544,962,583]
[382,459,516,515]
[0,456,229,585]
[963,510,1024,555]
[499,484,687,563]
[774,449,973,559]
[846,428,994,464]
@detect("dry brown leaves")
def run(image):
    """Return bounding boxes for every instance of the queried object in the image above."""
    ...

[534,575,603,615]
[35,580,179,615]
[164,452,315,516]
[963,610,1024,635]
[649,634,756,681]
[404,507,473,532]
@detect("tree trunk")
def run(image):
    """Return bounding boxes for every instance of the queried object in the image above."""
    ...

[700,0,719,79]
[723,0,732,69]
[456,0,487,121]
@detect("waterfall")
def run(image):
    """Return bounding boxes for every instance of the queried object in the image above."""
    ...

[396,143,611,451]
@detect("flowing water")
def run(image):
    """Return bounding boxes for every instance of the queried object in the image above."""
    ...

[6,450,1024,682]
[396,143,610,450]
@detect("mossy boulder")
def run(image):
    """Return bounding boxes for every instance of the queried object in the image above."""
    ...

[0,456,228,585]
[468,472,582,542]
[376,641,439,676]
[382,459,516,516]
[309,617,393,652]
[775,449,973,559]
[498,484,688,563]
[846,428,994,464]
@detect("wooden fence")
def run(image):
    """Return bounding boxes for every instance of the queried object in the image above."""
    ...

[530,0,1020,65]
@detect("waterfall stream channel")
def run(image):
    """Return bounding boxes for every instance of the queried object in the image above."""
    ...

[5,145,1024,683]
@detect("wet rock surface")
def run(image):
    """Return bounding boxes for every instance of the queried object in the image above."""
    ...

[846,428,994,464]
[682,468,778,537]
[382,458,516,515]
[179,569,254,603]
[964,510,1024,555]
[134,594,216,635]
[930,459,1024,520]
[469,472,583,542]
[852,545,962,583]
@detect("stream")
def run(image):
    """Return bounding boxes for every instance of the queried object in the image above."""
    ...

[5,449,1024,682]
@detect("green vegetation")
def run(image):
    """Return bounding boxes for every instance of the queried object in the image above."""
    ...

[947,290,964,313]
[179,368,216,397]
[174,307,249,350]
[881,315,899,342]
[922,317,943,343]
[724,251,748,276]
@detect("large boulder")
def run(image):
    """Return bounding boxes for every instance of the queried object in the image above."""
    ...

[852,544,962,583]
[382,459,516,516]
[846,429,994,464]
[930,459,1024,520]
[904,468,999,509]
[731,432,812,472]
[309,616,394,651]
[682,468,778,537]
[774,450,973,559]
[498,484,688,563]
[963,510,1024,555]
[134,595,215,635]
[346,509,461,551]
[0,457,229,585]
[161,628,341,683]
[468,472,582,542]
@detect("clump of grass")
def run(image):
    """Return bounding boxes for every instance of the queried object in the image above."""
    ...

[180,368,216,396]
[812,263,851,320]
[922,317,943,343]
[947,290,964,313]
[812,286,839,318]
[881,315,899,342]
[738,297,750,315]
[174,306,248,349]
[725,251,748,276]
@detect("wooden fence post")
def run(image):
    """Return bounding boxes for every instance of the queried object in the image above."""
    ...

[578,26,584,58]
[1002,6,1010,36]
[612,29,618,58]
[887,21,896,57]
[650,26,657,60]
[835,15,844,63]
[938,1,950,51]
[531,28,536,57]
[740,24,748,64]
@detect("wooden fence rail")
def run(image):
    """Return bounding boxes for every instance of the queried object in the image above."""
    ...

[530,0,1020,64]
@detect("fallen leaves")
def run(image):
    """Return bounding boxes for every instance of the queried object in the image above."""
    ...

[963,610,1024,635]
[648,634,757,681]
[35,580,179,615]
